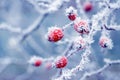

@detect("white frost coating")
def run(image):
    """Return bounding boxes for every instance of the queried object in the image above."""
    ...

[65,6,77,16]
[72,36,86,51]
[54,47,91,80]
[0,0,120,80]
[104,58,120,63]
[52,1,120,79]
[81,58,120,80]
[28,55,54,65]
[45,26,63,41]
[109,0,120,9]
[71,47,91,72]
[92,8,111,29]
[53,69,73,80]
[27,0,70,13]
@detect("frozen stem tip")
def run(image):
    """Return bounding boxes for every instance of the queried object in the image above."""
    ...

[28,56,42,67]
[46,26,64,42]
[65,6,77,21]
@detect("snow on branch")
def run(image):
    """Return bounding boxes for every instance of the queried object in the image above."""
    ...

[0,23,22,33]
[0,0,120,80]
[0,13,48,43]
[80,59,120,80]
[53,47,91,80]
[27,0,70,13]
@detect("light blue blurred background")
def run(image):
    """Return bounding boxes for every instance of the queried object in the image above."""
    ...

[0,0,120,80]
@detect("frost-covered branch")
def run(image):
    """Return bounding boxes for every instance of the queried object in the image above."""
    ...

[0,14,48,42]
[20,13,48,41]
[27,0,70,13]
[53,46,91,80]
[80,59,120,80]
[0,0,120,80]
[0,23,22,34]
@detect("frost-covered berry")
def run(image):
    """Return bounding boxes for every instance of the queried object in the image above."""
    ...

[46,27,64,42]
[55,56,68,68]
[68,13,76,21]
[65,6,77,21]
[34,60,42,67]
[28,56,42,67]
[73,36,86,50]
[99,36,113,49]
[74,18,89,34]
[83,2,93,12]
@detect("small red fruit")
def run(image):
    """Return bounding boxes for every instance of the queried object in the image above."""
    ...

[83,2,93,12]
[68,13,76,21]
[29,56,42,67]
[73,36,86,50]
[34,60,42,67]
[47,27,64,42]
[99,36,109,48]
[74,18,89,34]
[66,6,77,21]
[55,56,68,68]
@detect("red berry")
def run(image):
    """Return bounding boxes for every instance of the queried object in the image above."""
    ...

[47,27,64,42]
[34,59,42,67]
[55,56,68,68]
[68,13,76,21]
[29,56,43,67]
[99,36,113,49]
[66,6,77,21]
[99,36,109,48]
[74,19,89,34]
[73,36,86,50]
[83,2,93,12]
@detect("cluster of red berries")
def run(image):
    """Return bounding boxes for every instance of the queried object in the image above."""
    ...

[40,1,112,69]
[46,2,93,43]
[46,20,89,43]
[29,56,68,69]
[29,1,113,70]
[42,2,93,68]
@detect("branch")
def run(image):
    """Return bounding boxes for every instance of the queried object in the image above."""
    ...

[53,47,91,80]
[0,23,22,34]
[80,59,120,80]
[27,0,70,13]
[103,24,116,31]
[0,13,48,42]
[20,13,49,41]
